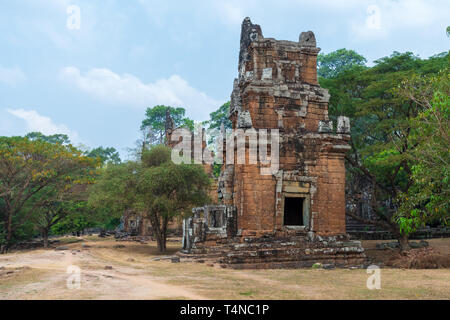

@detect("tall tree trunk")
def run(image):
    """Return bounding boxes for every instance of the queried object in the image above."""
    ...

[152,214,169,253]
[149,211,166,253]
[42,228,49,248]
[155,223,167,253]
[156,232,166,252]
[2,209,14,254]
[1,216,8,254]
[398,233,410,252]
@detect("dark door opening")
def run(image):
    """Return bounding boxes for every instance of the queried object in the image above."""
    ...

[283,197,304,226]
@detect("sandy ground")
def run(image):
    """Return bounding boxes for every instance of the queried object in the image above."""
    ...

[0,239,205,300]
[0,237,449,300]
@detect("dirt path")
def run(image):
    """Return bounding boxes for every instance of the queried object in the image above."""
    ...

[0,240,206,300]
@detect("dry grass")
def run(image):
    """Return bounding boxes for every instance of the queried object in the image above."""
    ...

[363,238,450,272]
[153,261,450,300]
[386,248,450,269]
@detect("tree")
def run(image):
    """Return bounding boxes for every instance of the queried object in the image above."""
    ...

[0,136,97,253]
[318,48,367,79]
[89,145,210,252]
[50,204,93,236]
[140,105,194,146]
[88,161,140,222]
[321,51,449,251]
[205,101,232,131]
[86,147,121,165]
[395,69,449,236]
[137,145,210,252]
[202,102,233,176]
[33,183,92,248]
[25,132,71,145]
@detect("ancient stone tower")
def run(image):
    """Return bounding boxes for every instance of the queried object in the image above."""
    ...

[179,18,367,269]
[219,17,352,236]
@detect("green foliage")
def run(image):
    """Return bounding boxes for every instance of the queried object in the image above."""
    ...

[395,70,450,234]
[138,156,210,218]
[141,144,171,167]
[204,101,233,148]
[89,145,210,252]
[140,105,194,145]
[205,101,232,131]
[88,162,139,217]
[137,145,210,216]
[321,50,449,244]
[318,48,367,79]
[212,163,222,178]
[137,147,210,252]
[25,132,71,145]
[101,217,121,230]
[86,147,121,165]
[51,211,92,235]
[0,136,98,248]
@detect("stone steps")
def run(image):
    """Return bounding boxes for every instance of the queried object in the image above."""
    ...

[180,234,369,269]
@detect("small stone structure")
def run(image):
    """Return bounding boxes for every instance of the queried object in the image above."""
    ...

[178,18,367,269]
[120,209,181,237]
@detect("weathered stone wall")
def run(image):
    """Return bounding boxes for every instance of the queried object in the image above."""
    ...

[226,17,350,236]
[178,17,367,269]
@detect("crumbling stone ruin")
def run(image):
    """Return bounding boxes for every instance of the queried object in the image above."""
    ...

[118,209,181,238]
[178,18,368,269]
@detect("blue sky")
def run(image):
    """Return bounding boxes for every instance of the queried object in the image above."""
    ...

[1,0,449,160]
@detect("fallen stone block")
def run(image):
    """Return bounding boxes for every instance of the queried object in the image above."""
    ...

[171,257,180,263]
[54,246,69,251]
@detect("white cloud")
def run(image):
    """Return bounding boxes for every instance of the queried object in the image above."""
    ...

[6,108,79,143]
[59,66,223,121]
[0,66,26,85]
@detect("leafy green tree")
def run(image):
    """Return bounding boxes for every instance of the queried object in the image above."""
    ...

[86,147,121,165]
[88,162,139,224]
[140,105,194,146]
[33,184,92,247]
[25,132,71,145]
[25,132,121,165]
[202,102,233,176]
[321,51,448,250]
[0,136,97,253]
[318,48,367,79]
[205,101,232,131]
[395,69,449,236]
[137,145,210,252]
[89,145,210,252]
[51,210,93,236]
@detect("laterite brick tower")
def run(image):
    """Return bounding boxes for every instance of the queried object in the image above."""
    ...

[180,18,367,269]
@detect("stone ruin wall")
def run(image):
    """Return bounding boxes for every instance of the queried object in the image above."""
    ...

[219,18,351,237]
[177,18,368,269]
